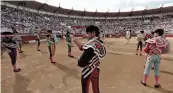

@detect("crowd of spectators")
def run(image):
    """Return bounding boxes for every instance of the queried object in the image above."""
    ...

[1,5,173,35]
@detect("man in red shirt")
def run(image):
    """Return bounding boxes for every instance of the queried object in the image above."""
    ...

[141,29,167,88]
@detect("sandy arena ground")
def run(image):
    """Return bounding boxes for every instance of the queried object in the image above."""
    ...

[1,37,173,93]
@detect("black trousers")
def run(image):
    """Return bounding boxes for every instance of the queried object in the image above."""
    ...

[36,39,40,48]
[48,46,52,57]
[8,48,17,65]
[137,41,143,50]
[81,68,100,93]
[67,43,71,52]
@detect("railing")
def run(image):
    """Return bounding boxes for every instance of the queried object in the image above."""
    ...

[15,33,173,43]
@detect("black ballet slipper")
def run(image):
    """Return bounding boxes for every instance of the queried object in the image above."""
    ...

[13,68,21,72]
[51,62,57,64]
[68,55,74,58]
[19,51,23,53]
[154,84,161,88]
[140,80,146,86]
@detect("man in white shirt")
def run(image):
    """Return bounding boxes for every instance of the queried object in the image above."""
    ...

[125,30,131,44]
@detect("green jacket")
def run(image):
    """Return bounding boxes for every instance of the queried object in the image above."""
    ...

[65,32,71,43]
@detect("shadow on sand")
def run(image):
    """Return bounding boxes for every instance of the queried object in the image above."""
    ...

[160,70,173,76]
[162,58,173,62]
[53,63,80,86]
[107,52,122,55]
[146,85,173,93]
[13,73,31,93]
[39,50,48,55]
[18,52,28,59]
[70,56,79,60]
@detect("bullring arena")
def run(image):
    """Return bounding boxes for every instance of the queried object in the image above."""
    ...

[1,1,173,93]
[1,37,173,93]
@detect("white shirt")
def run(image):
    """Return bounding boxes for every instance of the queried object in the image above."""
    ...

[126,31,130,38]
